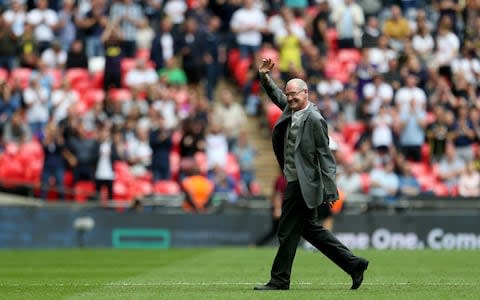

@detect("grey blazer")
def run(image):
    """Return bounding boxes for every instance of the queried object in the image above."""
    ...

[261,74,339,208]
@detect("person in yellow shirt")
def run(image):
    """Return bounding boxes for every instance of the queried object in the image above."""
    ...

[382,5,411,51]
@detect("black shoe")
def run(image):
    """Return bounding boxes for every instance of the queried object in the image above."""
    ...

[351,259,369,290]
[253,283,289,291]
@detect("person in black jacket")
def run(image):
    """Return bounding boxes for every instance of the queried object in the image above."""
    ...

[149,113,173,181]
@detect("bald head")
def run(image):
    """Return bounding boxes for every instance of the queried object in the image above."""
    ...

[285,78,309,111]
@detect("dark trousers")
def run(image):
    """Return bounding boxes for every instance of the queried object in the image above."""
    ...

[95,179,113,200]
[269,180,360,288]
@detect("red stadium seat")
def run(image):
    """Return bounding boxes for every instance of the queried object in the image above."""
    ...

[228,49,241,73]
[338,49,362,64]
[266,103,282,130]
[226,153,241,180]
[66,68,90,84]
[0,68,8,82]
[153,180,181,195]
[360,173,371,194]
[194,151,208,174]
[82,88,105,108]
[170,151,180,180]
[342,122,366,147]
[9,68,32,89]
[91,71,104,89]
[109,88,132,102]
[135,48,150,60]
[73,181,96,202]
[113,180,134,201]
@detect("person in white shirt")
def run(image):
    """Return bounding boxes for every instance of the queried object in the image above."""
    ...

[127,125,152,177]
[51,78,78,123]
[433,16,460,67]
[394,73,427,115]
[23,76,49,135]
[230,0,267,59]
[95,125,119,201]
[40,41,67,69]
[206,122,228,171]
[125,58,158,91]
[26,0,59,53]
[3,0,27,37]
[362,73,393,116]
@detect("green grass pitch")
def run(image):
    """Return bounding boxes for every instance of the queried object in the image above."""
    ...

[1,248,480,299]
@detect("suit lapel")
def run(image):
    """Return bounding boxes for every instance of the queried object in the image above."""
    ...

[295,106,312,150]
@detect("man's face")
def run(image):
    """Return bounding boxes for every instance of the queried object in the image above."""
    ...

[285,83,308,111]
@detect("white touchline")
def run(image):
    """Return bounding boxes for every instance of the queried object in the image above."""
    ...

[1,282,480,287]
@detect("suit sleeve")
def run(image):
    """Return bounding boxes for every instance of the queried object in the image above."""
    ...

[314,117,339,202]
[259,72,287,111]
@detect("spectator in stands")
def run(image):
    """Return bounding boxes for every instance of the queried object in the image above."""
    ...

[397,161,421,198]
[102,18,124,91]
[3,0,27,38]
[352,138,376,173]
[362,72,393,116]
[330,0,364,48]
[187,0,213,33]
[94,124,119,201]
[179,118,206,159]
[150,85,179,130]
[361,16,380,49]
[336,162,366,203]
[181,166,214,213]
[3,110,31,145]
[76,0,108,58]
[56,0,76,51]
[397,98,427,162]
[370,104,394,153]
[368,35,396,74]
[232,131,256,194]
[127,124,152,177]
[40,122,64,199]
[164,0,188,35]
[175,17,208,88]
[66,123,98,183]
[157,56,187,86]
[309,1,329,55]
[51,78,78,123]
[18,23,38,68]
[205,122,228,171]
[382,5,411,52]
[23,75,49,136]
[213,88,247,149]
[65,39,88,69]
[411,15,435,65]
[0,81,21,125]
[122,87,148,117]
[40,39,67,69]
[26,0,58,54]
[31,60,54,93]
[229,0,267,59]
[450,105,476,162]
[277,20,304,83]
[0,16,18,72]
[205,16,223,102]
[125,58,158,91]
[149,113,173,181]
[150,16,175,71]
[83,101,108,132]
[451,44,480,86]
[109,0,147,57]
[209,164,238,203]
[458,160,480,197]
[438,142,465,193]
[369,161,399,204]
[395,73,427,114]
[433,15,460,68]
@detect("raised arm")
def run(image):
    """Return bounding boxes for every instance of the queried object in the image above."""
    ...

[258,58,287,110]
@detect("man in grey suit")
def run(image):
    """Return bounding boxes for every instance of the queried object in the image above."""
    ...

[254,58,369,291]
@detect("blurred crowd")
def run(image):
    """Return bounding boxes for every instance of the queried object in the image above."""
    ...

[0,0,480,208]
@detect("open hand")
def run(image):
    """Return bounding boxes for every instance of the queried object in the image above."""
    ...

[258,58,275,74]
